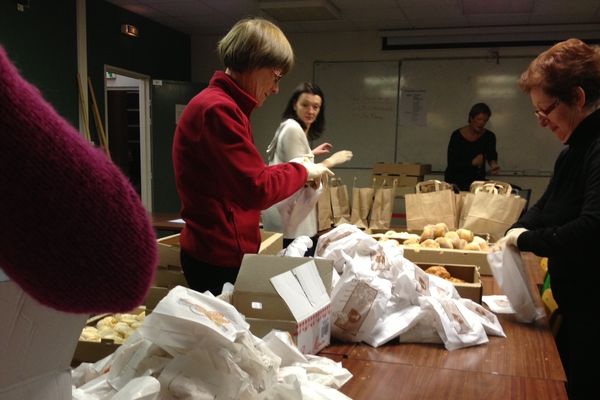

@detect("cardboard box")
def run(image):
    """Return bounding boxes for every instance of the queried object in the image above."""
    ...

[157,233,181,268]
[259,230,284,255]
[157,230,283,269]
[154,265,187,289]
[72,306,146,365]
[416,262,482,303]
[372,162,432,176]
[2,280,86,397]
[402,246,493,276]
[144,286,170,310]
[232,254,334,354]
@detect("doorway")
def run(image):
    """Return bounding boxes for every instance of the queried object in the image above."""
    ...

[104,66,152,211]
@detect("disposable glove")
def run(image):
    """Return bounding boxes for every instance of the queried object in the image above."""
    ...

[290,156,334,180]
[324,150,353,168]
[505,227,527,247]
[492,228,527,252]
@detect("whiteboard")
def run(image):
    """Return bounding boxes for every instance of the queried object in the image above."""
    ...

[313,61,399,168]
[397,57,564,173]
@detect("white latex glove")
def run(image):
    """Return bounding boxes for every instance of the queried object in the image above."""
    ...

[505,228,527,247]
[493,228,527,252]
[323,150,353,168]
[290,156,334,180]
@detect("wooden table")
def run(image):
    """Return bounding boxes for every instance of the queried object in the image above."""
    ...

[152,212,184,233]
[321,252,567,400]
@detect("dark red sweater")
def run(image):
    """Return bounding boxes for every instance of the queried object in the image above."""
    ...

[173,71,307,267]
[0,46,157,313]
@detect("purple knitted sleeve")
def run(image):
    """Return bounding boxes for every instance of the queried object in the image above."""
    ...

[0,46,157,313]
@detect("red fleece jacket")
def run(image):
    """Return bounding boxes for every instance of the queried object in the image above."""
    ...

[173,71,307,267]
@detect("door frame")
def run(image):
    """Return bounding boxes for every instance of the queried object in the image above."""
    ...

[104,65,153,211]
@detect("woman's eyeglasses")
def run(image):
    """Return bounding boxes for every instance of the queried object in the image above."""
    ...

[534,99,559,120]
[273,70,283,83]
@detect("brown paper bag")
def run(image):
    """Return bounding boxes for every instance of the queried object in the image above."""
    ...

[317,175,334,231]
[330,176,351,226]
[404,180,458,231]
[350,177,375,229]
[368,179,396,230]
[462,181,526,241]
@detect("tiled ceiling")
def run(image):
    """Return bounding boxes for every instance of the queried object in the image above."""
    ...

[104,0,600,36]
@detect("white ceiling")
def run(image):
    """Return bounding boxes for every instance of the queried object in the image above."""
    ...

[104,0,600,36]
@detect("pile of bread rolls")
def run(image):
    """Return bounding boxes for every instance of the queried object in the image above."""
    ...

[424,265,465,283]
[79,310,146,344]
[400,223,489,251]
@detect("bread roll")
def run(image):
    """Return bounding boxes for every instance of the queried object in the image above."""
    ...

[424,265,451,279]
[456,228,474,242]
[420,225,435,241]
[420,238,440,248]
[464,241,481,251]
[433,222,449,238]
[444,231,461,248]
[435,236,453,249]
[403,238,420,247]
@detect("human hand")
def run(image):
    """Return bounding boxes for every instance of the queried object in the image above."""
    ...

[324,150,353,168]
[472,154,484,167]
[492,228,527,252]
[312,142,332,157]
[290,156,334,180]
[305,162,334,180]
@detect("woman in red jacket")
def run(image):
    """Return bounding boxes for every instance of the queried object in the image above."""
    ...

[172,18,331,295]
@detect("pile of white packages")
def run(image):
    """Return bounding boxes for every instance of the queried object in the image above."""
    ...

[71,286,352,400]
[312,224,506,350]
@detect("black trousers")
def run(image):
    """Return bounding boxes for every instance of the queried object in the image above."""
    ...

[180,250,239,295]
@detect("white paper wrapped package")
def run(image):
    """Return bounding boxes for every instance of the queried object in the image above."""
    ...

[487,247,545,323]
[139,285,249,352]
[330,260,392,343]
[418,296,489,351]
[315,224,379,273]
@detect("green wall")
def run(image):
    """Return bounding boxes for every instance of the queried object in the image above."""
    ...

[0,0,78,125]
[86,0,191,118]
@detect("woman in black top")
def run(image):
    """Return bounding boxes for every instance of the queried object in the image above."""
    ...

[444,102,500,191]
[497,38,600,399]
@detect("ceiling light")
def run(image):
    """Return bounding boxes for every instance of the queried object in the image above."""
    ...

[121,24,139,38]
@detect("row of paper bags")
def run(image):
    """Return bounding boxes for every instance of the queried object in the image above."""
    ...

[405,180,527,241]
[318,176,397,231]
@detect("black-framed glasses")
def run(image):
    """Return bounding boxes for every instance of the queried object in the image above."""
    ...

[534,99,559,120]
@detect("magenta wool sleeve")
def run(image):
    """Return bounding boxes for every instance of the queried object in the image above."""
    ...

[0,46,157,313]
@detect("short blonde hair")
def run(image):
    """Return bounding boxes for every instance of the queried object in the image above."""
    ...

[217,18,294,74]
[519,38,600,107]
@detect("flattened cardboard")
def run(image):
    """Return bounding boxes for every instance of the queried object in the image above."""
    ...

[232,254,334,354]
[0,280,86,397]
[416,262,483,303]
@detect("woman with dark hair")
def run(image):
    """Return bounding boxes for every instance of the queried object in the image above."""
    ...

[262,82,352,254]
[444,102,500,191]
[496,38,600,399]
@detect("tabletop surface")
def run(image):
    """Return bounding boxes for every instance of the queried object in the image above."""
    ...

[321,252,567,400]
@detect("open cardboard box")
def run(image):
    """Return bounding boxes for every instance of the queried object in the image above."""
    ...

[72,306,146,366]
[403,246,492,276]
[149,230,284,309]
[232,254,334,354]
[416,262,482,303]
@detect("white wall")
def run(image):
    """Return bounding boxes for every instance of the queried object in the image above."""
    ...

[190,30,553,205]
